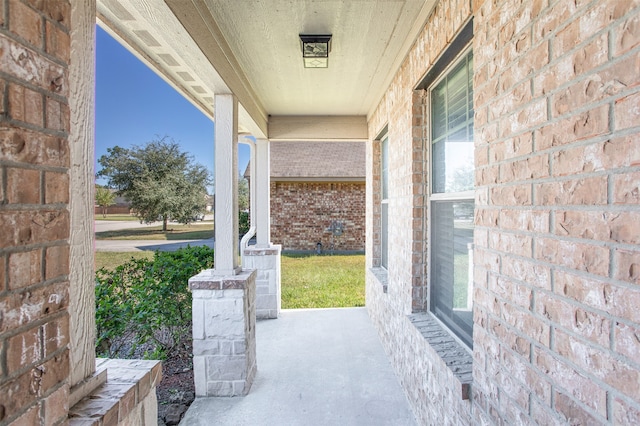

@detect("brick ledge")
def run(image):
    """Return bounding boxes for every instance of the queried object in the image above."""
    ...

[408,313,472,400]
[189,269,257,290]
[69,358,162,425]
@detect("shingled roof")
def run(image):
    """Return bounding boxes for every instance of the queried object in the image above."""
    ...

[245,141,365,181]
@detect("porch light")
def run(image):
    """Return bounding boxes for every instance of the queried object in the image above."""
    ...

[300,34,332,68]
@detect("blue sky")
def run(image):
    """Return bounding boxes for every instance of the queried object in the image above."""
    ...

[95,26,250,192]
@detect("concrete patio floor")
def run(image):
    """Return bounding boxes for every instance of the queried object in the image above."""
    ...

[180,308,417,426]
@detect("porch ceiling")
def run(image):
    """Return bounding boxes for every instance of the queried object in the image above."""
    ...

[96,0,436,139]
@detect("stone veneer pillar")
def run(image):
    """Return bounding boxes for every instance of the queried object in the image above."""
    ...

[243,245,282,319]
[189,269,257,397]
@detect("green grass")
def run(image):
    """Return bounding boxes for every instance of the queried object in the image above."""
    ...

[281,254,365,309]
[94,251,365,309]
[96,224,213,240]
[95,251,154,270]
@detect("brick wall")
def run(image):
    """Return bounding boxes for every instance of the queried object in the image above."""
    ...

[270,181,365,252]
[473,0,640,423]
[366,0,640,424]
[366,0,476,424]
[0,0,73,424]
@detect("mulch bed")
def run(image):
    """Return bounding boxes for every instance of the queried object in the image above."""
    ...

[156,342,195,426]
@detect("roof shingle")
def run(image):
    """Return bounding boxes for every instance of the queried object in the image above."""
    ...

[245,141,365,181]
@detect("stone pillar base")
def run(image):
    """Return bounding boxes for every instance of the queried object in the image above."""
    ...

[189,269,257,397]
[243,245,282,319]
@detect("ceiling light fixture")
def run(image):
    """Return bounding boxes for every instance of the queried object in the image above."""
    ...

[300,34,332,68]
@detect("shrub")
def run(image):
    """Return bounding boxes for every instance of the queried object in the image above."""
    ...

[239,210,250,235]
[95,245,214,359]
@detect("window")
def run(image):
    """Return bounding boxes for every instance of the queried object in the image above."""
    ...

[381,134,389,270]
[381,135,389,270]
[429,48,474,348]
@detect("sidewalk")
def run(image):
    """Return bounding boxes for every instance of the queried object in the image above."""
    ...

[180,308,417,426]
[95,238,214,252]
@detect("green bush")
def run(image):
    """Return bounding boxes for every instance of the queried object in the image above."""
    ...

[239,210,250,235]
[95,245,214,359]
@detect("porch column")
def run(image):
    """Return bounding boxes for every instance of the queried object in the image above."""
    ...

[243,138,281,319]
[255,138,271,247]
[189,94,257,397]
[69,0,96,388]
[213,94,240,275]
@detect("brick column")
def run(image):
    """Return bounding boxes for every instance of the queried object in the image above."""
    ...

[243,245,282,319]
[189,269,257,396]
[0,0,76,424]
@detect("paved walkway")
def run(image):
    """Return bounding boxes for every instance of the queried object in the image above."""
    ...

[180,308,417,426]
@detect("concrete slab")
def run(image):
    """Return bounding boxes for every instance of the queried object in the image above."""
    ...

[180,308,416,426]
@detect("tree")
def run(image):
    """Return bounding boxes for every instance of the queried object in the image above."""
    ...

[97,137,211,231]
[238,176,249,211]
[95,186,116,218]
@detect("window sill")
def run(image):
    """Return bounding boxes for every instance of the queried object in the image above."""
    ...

[408,313,472,400]
[369,267,388,293]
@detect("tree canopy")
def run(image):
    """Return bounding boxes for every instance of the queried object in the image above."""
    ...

[238,176,249,212]
[97,137,211,230]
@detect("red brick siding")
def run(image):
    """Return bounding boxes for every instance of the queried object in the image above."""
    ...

[0,0,72,424]
[473,0,640,423]
[270,182,365,252]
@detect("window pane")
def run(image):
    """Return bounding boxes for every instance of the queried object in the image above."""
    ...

[432,86,447,141]
[431,50,474,194]
[430,200,474,347]
[381,137,389,200]
[381,203,388,269]
[381,135,389,270]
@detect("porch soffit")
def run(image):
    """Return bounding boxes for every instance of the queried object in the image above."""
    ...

[96,0,437,140]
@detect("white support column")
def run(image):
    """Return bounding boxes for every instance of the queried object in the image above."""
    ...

[191,95,257,397]
[243,138,280,318]
[255,138,271,248]
[214,94,240,275]
[69,0,96,388]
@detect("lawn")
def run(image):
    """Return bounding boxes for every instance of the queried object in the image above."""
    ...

[94,251,366,308]
[281,254,365,309]
[96,224,213,240]
[95,251,154,270]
